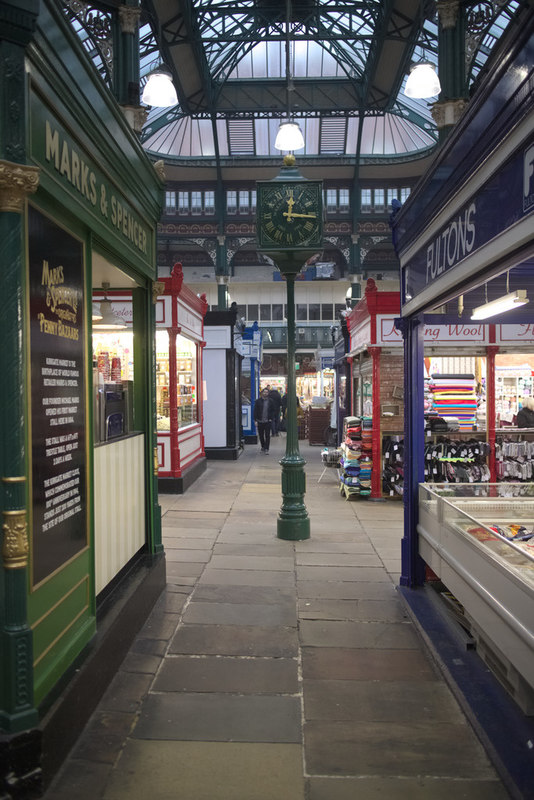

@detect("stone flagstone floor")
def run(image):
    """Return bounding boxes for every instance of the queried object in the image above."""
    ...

[43,437,509,800]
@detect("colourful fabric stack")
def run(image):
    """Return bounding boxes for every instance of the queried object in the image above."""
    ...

[339,419,362,494]
[359,416,373,494]
[428,373,477,430]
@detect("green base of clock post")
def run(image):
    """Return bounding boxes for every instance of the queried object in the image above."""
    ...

[277,453,310,541]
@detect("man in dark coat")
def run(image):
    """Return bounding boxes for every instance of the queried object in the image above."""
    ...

[268,386,282,435]
[253,387,277,453]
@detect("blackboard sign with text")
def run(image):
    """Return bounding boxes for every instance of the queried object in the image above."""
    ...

[28,206,88,586]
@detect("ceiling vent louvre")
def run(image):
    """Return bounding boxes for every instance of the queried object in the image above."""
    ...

[319,118,347,154]
[228,120,255,156]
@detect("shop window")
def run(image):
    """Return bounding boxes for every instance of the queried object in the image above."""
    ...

[236,304,246,320]
[361,188,372,213]
[321,303,334,320]
[260,304,271,320]
[247,303,258,321]
[165,191,176,214]
[155,331,199,430]
[226,190,237,214]
[251,190,257,213]
[239,191,250,214]
[204,190,215,215]
[374,188,385,212]
[400,186,411,203]
[325,188,350,214]
[92,295,135,444]
[191,191,202,215]
[297,304,307,321]
[272,304,283,321]
[339,189,350,212]
[326,189,337,213]
[178,191,190,215]
[387,188,397,207]
[309,303,320,320]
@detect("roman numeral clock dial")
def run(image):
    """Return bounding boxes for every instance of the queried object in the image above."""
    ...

[257,180,323,250]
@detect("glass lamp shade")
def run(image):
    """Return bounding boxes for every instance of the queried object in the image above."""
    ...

[141,68,178,107]
[93,299,127,329]
[404,62,441,99]
[92,303,103,321]
[275,121,305,151]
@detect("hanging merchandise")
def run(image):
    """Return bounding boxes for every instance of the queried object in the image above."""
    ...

[382,436,404,496]
[495,437,534,481]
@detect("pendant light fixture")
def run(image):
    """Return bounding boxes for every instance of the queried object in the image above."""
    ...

[141,64,178,107]
[404,1,441,100]
[92,303,103,321]
[275,0,305,152]
[93,282,127,330]
[404,61,441,99]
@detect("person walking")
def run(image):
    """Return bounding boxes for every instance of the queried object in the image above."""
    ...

[268,386,282,436]
[254,387,276,453]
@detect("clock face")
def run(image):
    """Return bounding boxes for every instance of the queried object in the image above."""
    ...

[257,181,322,249]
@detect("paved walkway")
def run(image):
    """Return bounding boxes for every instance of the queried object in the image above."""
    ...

[44,437,508,800]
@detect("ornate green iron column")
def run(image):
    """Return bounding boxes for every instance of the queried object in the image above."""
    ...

[275,254,310,541]
[117,2,147,135]
[256,156,323,541]
[432,0,468,140]
[0,0,40,738]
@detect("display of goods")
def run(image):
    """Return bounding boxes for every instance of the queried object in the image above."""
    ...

[111,356,122,381]
[97,351,110,379]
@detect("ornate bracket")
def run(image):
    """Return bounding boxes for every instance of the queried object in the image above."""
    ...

[436,0,460,30]
[431,99,468,129]
[0,160,40,213]
[118,5,141,34]
[2,509,29,569]
[152,280,165,303]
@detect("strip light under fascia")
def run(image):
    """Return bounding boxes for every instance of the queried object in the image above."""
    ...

[470,290,529,320]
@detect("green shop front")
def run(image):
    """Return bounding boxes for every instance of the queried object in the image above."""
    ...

[0,1,164,792]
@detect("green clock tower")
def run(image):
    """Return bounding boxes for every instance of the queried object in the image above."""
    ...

[256,155,323,541]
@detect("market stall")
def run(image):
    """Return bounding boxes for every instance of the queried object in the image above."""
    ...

[203,307,243,459]
[391,13,534,727]
[240,322,263,444]
[154,263,207,492]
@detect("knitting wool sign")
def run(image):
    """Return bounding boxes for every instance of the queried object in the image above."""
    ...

[377,316,488,345]
[497,323,534,344]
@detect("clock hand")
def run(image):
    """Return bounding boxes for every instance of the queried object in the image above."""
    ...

[285,196,295,221]
[283,211,317,219]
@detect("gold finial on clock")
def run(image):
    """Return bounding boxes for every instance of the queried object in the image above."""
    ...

[283,154,296,167]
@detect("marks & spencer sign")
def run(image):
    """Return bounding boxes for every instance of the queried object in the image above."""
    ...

[30,92,152,263]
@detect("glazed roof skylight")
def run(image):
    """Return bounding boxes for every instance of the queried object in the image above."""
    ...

[63,0,526,161]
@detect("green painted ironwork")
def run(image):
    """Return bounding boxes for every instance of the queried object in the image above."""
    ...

[0,0,40,735]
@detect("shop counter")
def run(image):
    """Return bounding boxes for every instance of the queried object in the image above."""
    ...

[93,433,145,594]
[418,483,534,711]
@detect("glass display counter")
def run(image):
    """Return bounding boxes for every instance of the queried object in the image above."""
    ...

[418,482,534,711]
